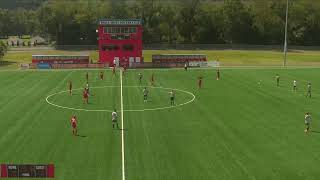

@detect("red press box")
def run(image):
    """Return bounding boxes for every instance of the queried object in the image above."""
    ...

[1,164,54,178]
[98,19,143,66]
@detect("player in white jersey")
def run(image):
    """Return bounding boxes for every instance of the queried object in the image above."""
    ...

[143,87,149,102]
[169,90,175,106]
[138,73,143,85]
[306,82,312,98]
[293,80,297,92]
[112,109,119,129]
[275,74,280,87]
[304,112,312,133]
[86,83,90,95]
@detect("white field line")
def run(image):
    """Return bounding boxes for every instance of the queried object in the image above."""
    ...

[120,69,126,180]
[45,86,196,112]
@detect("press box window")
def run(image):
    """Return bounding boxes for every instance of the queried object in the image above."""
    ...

[102,44,119,51]
[111,34,130,40]
[123,44,134,51]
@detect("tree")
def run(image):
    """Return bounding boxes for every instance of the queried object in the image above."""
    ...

[177,0,200,43]
[251,1,284,44]
[0,0,317,46]
[222,0,257,44]
[194,7,225,44]
[300,1,320,45]
[0,41,7,60]
[0,9,11,38]
[130,0,163,43]
[157,6,179,43]
[303,10,320,45]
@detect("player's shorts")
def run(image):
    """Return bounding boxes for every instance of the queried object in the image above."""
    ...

[144,95,148,99]
[305,121,310,126]
[72,123,77,129]
[112,119,117,123]
[170,97,174,101]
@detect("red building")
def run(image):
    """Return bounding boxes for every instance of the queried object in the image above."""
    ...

[97,19,143,66]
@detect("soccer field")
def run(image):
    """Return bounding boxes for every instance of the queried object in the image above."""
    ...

[1,68,320,180]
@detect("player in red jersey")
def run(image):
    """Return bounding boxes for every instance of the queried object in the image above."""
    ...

[70,115,77,136]
[216,68,220,80]
[86,72,89,83]
[151,73,155,86]
[83,88,88,104]
[69,81,72,95]
[100,71,104,80]
[198,76,203,89]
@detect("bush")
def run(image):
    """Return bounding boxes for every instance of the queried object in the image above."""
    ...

[0,41,8,60]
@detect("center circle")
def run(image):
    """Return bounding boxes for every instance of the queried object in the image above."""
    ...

[46,86,196,112]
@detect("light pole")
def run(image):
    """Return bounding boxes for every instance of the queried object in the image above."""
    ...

[283,0,289,67]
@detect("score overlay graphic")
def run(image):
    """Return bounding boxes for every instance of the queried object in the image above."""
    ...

[1,164,54,178]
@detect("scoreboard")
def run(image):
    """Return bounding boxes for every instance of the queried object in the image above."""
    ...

[1,164,54,178]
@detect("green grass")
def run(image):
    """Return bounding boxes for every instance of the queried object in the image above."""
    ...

[1,68,320,179]
[2,49,320,69]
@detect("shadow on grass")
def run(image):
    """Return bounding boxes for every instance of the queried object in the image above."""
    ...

[311,130,320,134]
[76,134,87,138]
